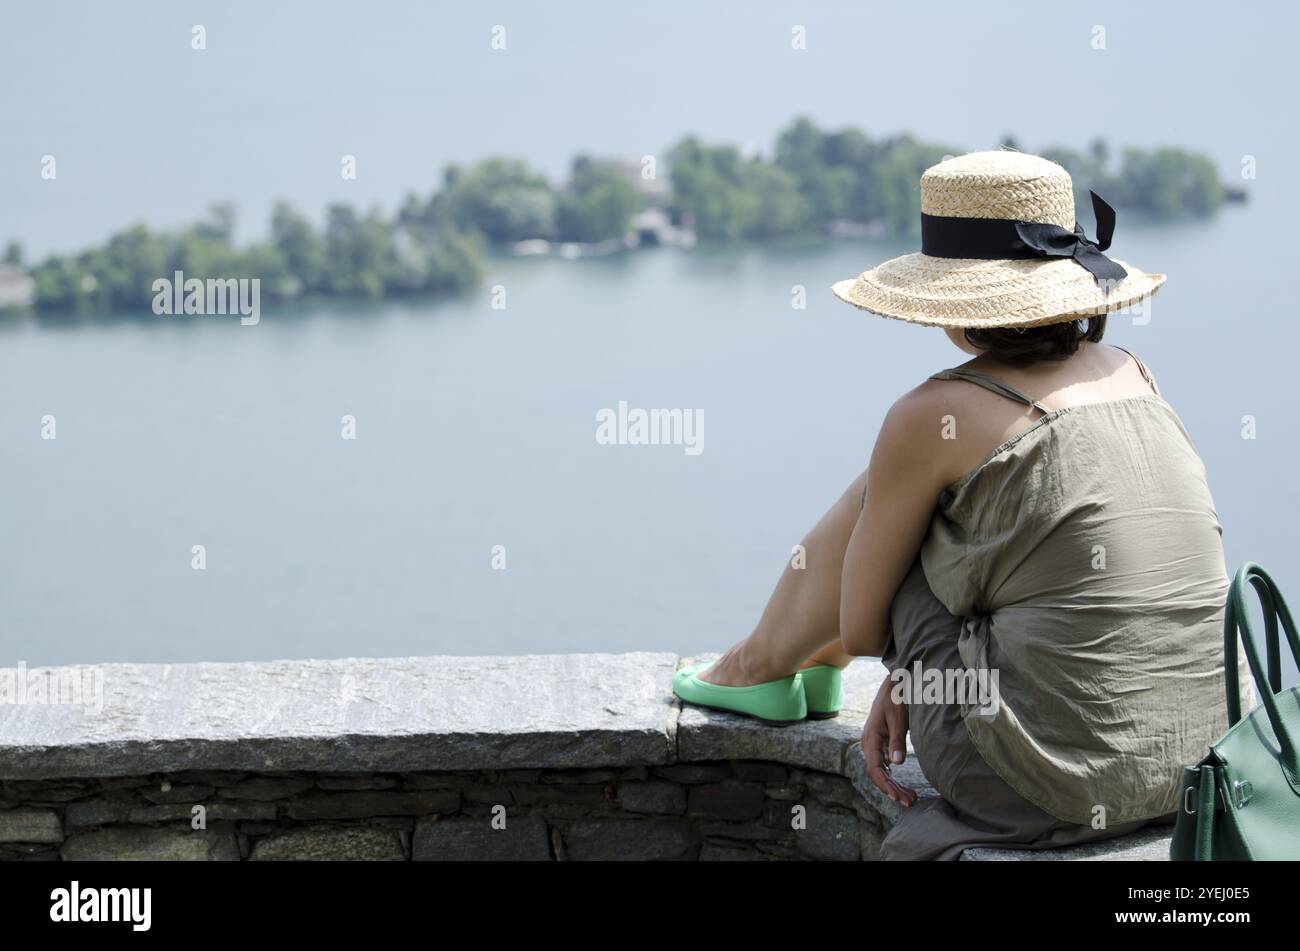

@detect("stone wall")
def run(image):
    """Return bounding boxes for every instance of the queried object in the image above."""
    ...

[0,761,882,861]
[0,652,1171,860]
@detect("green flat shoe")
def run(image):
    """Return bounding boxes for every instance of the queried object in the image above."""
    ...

[672,663,807,725]
[800,664,844,719]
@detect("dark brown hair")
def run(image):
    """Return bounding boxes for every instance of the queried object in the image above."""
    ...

[963,316,1106,366]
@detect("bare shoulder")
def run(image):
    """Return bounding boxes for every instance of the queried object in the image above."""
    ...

[871,377,980,483]
[875,373,1039,487]
[1104,343,1160,388]
[885,374,1011,435]
[886,377,962,429]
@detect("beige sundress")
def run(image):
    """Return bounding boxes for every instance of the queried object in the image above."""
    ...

[876,350,1252,860]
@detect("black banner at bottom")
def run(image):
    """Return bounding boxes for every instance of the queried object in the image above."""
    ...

[0,858,1278,937]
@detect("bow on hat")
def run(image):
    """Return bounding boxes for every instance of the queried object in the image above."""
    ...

[1013,191,1128,284]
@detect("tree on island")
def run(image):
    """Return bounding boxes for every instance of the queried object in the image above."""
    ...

[13,119,1237,316]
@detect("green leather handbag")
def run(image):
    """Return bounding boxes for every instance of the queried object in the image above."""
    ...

[1171,562,1300,860]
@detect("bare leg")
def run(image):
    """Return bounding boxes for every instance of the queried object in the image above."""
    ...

[700,469,868,686]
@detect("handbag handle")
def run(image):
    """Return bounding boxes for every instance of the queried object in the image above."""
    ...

[1224,563,1300,778]
[1193,764,1217,860]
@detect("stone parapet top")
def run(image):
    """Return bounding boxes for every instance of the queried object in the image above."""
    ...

[0,652,1172,860]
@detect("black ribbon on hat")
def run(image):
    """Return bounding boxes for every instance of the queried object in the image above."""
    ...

[920,190,1128,285]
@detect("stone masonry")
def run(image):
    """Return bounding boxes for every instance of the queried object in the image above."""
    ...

[0,653,1173,860]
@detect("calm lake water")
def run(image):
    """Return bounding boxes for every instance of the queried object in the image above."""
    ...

[2,201,1296,669]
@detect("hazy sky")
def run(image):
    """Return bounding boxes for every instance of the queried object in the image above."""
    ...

[4,1,1296,255]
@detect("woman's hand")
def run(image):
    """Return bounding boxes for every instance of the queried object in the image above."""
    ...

[861,674,918,807]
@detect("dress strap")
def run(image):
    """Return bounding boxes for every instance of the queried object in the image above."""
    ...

[929,367,1052,416]
[1110,345,1161,396]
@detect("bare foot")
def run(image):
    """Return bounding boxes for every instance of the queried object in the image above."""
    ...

[696,643,789,687]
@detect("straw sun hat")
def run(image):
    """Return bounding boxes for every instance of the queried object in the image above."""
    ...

[832,150,1165,328]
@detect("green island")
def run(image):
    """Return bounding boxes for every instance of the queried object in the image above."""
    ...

[0,118,1241,316]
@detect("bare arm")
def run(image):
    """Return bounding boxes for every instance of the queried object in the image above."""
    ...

[839,385,956,657]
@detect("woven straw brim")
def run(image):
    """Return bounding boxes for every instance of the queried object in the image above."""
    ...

[832,252,1165,329]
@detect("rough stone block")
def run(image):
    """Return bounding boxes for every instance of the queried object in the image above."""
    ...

[206,801,278,822]
[0,653,678,778]
[804,773,858,809]
[753,840,800,859]
[794,807,860,861]
[1,843,61,860]
[65,800,131,828]
[617,781,686,815]
[763,799,801,829]
[139,783,215,804]
[173,771,249,786]
[251,827,405,861]
[128,804,196,823]
[236,821,278,837]
[412,816,550,861]
[541,769,620,784]
[511,784,611,807]
[218,777,315,801]
[61,826,238,861]
[556,819,697,861]
[401,774,463,790]
[765,783,806,802]
[99,776,153,789]
[650,763,733,784]
[0,808,63,843]
[860,820,885,860]
[315,775,399,791]
[699,821,793,843]
[675,708,853,776]
[731,761,788,782]
[686,782,765,820]
[1,782,85,803]
[285,790,460,820]
[700,842,771,861]
[497,769,543,783]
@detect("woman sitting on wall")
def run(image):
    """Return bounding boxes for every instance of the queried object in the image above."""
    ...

[673,151,1250,860]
